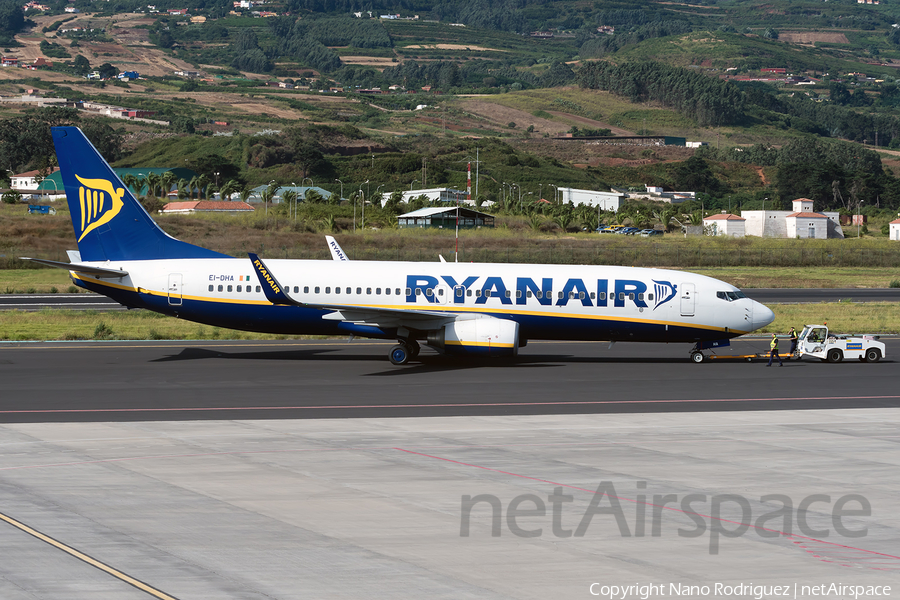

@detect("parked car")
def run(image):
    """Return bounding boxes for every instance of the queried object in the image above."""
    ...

[641,229,663,237]
[617,227,641,235]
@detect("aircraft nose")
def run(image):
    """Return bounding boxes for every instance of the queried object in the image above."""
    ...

[751,301,775,331]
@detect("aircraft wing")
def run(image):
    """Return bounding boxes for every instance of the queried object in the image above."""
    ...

[248,253,458,327]
[20,257,129,278]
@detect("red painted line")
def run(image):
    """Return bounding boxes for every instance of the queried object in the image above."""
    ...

[394,447,900,566]
[1,395,899,415]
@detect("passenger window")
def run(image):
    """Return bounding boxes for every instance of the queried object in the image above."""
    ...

[335,287,340,294]
[293,286,299,293]
[475,289,482,297]
[304,286,309,293]
[467,289,472,297]
[367,287,372,294]
[218,284,223,292]
[516,290,522,298]
[629,293,635,300]
[505,290,511,298]
[536,291,543,299]
[619,292,625,301]
[396,288,402,295]
[325,287,331,294]
[648,294,653,301]
[208,285,214,292]
[256,286,261,292]
[600,292,606,301]
[558,291,564,299]
[579,292,585,299]
[456,288,463,297]
[227,285,233,292]
[376,288,381,295]
[357,287,362,294]
[347,287,352,294]
[247,287,252,294]
[526,291,532,298]
[425,288,433,297]
[405,288,411,296]
[416,288,422,296]
[590,292,595,299]
[437,288,443,296]
[315,286,320,293]
[569,292,575,299]
[638,293,644,301]
[385,288,390,295]
[237,285,242,292]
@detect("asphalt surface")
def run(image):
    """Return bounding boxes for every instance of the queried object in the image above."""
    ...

[1,338,896,423]
[1,288,898,311]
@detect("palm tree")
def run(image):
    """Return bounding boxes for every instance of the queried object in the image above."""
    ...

[281,190,298,219]
[145,173,161,198]
[176,178,189,199]
[239,187,253,204]
[121,174,138,197]
[219,180,241,201]
[196,174,211,200]
[160,172,177,200]
[188,176,200,200]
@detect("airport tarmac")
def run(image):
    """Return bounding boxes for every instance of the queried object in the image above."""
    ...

[1,340,899,599]
[1,410,899,599]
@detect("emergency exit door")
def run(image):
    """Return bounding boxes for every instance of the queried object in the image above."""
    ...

[680,282,695,317]
[167,273,183,306]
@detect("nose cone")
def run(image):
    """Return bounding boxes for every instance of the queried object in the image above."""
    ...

[751,301,775,332]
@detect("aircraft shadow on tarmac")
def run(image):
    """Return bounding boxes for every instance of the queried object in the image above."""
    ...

[150,346,695,377]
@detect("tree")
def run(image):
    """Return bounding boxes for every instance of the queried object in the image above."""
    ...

[97,62,118,79]
[72,54,91,75]
[219,180,241,201]
[0,0,25,35]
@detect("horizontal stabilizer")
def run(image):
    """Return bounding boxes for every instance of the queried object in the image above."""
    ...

[20,257,129,278]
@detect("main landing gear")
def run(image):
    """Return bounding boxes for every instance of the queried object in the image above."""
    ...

[389,339,420,365]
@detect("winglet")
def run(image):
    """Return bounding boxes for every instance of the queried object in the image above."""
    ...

[248,253,301,306]
[325,236,349,261]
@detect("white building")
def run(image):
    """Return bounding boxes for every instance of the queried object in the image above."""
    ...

[741,198,843,239]
[556,187,624,212]
[10,168,58,192]
[890,218,900,241]
[399,187,470,206]
[625,185,695,204]
[703,213,745,237]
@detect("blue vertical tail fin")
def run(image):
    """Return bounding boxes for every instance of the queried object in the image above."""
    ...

[52,126,229,262]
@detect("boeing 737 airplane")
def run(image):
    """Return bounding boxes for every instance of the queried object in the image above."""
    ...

[25,127,774,365]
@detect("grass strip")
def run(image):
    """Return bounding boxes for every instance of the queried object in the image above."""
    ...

[0,303,896,342]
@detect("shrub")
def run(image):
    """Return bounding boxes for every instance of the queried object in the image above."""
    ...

[890,280,900,288]
[93,322,114,340]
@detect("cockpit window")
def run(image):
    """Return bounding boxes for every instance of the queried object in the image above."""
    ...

[717,290,747,302]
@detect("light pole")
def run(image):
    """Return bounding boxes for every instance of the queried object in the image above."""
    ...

[266,179,275,221]
[550,184,559,204]
[213,171,219,193]
[539,183,543,201]
[762,196,768,237]
[335,179,343,205]
[375,184,385,208]
[290,182,297,220]
[363,179,369,229]
[519,188,531,213]
[857,200,863,238]
[410,179,418,190]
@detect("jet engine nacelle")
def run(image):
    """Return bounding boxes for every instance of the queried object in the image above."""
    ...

[426,316,520,357]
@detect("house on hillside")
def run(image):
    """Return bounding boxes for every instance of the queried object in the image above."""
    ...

[702,213,746,237]
[741,198,843,239]
[890,218,900,241]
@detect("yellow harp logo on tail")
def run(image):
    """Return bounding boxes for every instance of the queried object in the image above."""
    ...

[75,175,126,242]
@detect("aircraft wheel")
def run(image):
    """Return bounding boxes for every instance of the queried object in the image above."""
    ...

[389,344,410,366]
[690,351,705,364]
[407,339,420,358]
[826,349,843,363]
[866,348,881,363]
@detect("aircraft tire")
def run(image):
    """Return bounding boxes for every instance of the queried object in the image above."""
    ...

[389,344,410,366]
[408,339,420,358]
[690,352,705,363]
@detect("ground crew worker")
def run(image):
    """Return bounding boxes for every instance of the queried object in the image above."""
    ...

[767,333,783,367]
[788,327,798,359]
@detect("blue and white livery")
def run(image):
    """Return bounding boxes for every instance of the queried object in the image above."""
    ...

[25,127,775,365]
